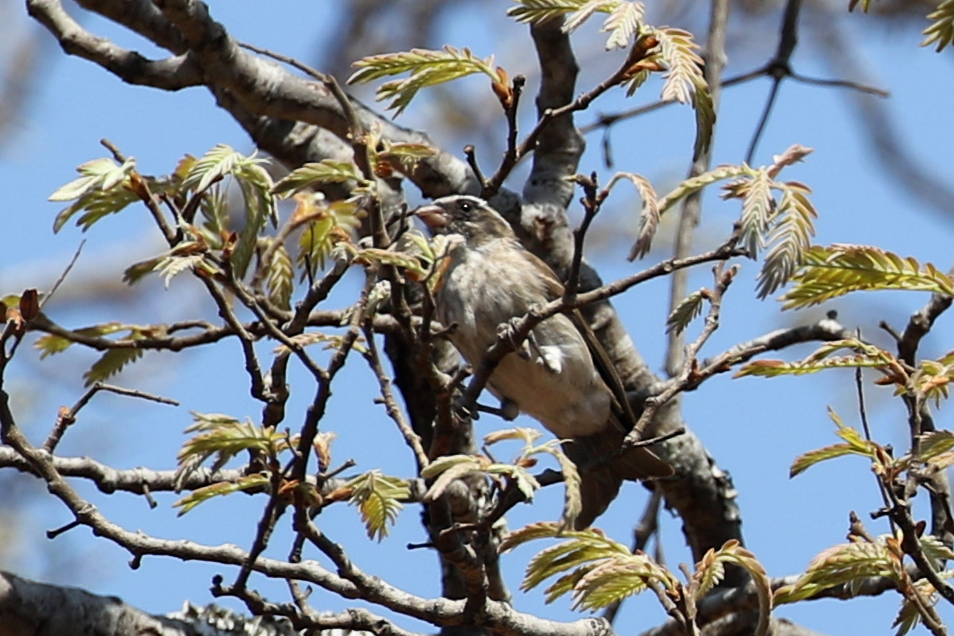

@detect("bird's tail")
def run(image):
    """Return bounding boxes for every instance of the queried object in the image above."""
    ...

[563,430,672,530]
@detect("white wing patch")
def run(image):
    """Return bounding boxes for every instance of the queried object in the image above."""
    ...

[537,344,564,374]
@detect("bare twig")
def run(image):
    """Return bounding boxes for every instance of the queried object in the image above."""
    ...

[43,382,178,453]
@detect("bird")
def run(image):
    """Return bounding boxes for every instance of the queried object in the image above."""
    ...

[414,194,672,529]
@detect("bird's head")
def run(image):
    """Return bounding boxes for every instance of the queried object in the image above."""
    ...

[414,195,513,245]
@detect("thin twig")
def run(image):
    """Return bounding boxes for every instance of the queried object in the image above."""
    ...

[40,239,85,311]
[43,382,178,452]
[362,323,429,471]
[100,138,177,245]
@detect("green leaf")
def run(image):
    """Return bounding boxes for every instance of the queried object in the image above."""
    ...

[349,46,498,116]
[178,412,287,474]
[344,470,410,541]
[656,164,750,217]
[605,172,657,259]
[265,242,294,310]
[572,555,668,610]
[735,339,899,379]
[695,541,772,636]
[788,407,880,477]
[757,182,818,298]
[173,473,270,516]
[271,161,364,198]
[920,430,954,462]
[666,290,705,335]
[922,0,954,52]
[296,198,363,278]
[51,157,139,233]
[774,540,902,604]
[653,27,711,158]
[507,0,601,26]
[83,348,144,386]
[780,245,954,310]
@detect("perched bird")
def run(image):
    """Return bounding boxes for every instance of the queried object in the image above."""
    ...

[415,194,672,529]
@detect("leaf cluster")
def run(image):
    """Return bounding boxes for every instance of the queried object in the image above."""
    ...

[500,524,771,633]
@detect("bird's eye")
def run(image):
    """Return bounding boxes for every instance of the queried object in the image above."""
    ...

[459,200,473,213]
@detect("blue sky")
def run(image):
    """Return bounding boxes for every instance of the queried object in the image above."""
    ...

[3,2,954,634]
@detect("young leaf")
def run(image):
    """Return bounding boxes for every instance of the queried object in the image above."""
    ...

[922,0,954,52]
[265,242,294,311]
[788,407,880,477]
[735,339,899,379]
[774,540,903,604]
[508,0,605,26]
[736,169,774,258]
[173,473,270,516]
[605,172,658,259]
[271,161,365,197]
[666,290,706,335]
[694,540,771,636]
[781,244,954,310]
[344,470,410,541]
[349,46,498,116]
[571,554,670,610]
[601,2,644,50]
[178,412,286,475]
[34,322,128,358]
[51,156,140,233]
[83,348,144,387]
[653,27,712,157]
[757,182,818,298]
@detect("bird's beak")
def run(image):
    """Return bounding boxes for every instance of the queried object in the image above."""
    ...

[414,204,447,230]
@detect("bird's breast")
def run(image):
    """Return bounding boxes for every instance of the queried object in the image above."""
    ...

[436,245,610,439]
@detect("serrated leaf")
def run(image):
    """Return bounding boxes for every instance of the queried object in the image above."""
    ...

[155,253,207,288]
[178,412,286,474]
[757,182,818,298]
[571,555,668,610]
[790,444,860,477]
[296,197,363,278]
[83,347,144,386]
[173,473,270,516]
[606,172,657,259]
[919,430,954,462]
[789,407,879,477]
[34,322,132,359]
[781,244,954,309]
[601,2,644,50]
[271,161,364,197]
[738,169,774,258]
[666,290,705,335]
[655,164,750,218]
[344,470,410,541]
[694,541,772,636]
[499,522,634,601]
[349,46,498,116]
[922,0,954,52]
[265,242,294,310]
[774,540,902,604]
[182,144,243,194]
[735,339,900,379]
[507,0,598,25]
[51,156,140,233]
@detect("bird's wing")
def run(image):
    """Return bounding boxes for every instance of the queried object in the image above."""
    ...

[567,309,637,433]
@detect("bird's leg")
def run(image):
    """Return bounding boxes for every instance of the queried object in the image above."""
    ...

[475,398,519,421]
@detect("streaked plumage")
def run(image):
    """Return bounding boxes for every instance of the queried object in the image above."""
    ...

[415,195,672,528]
